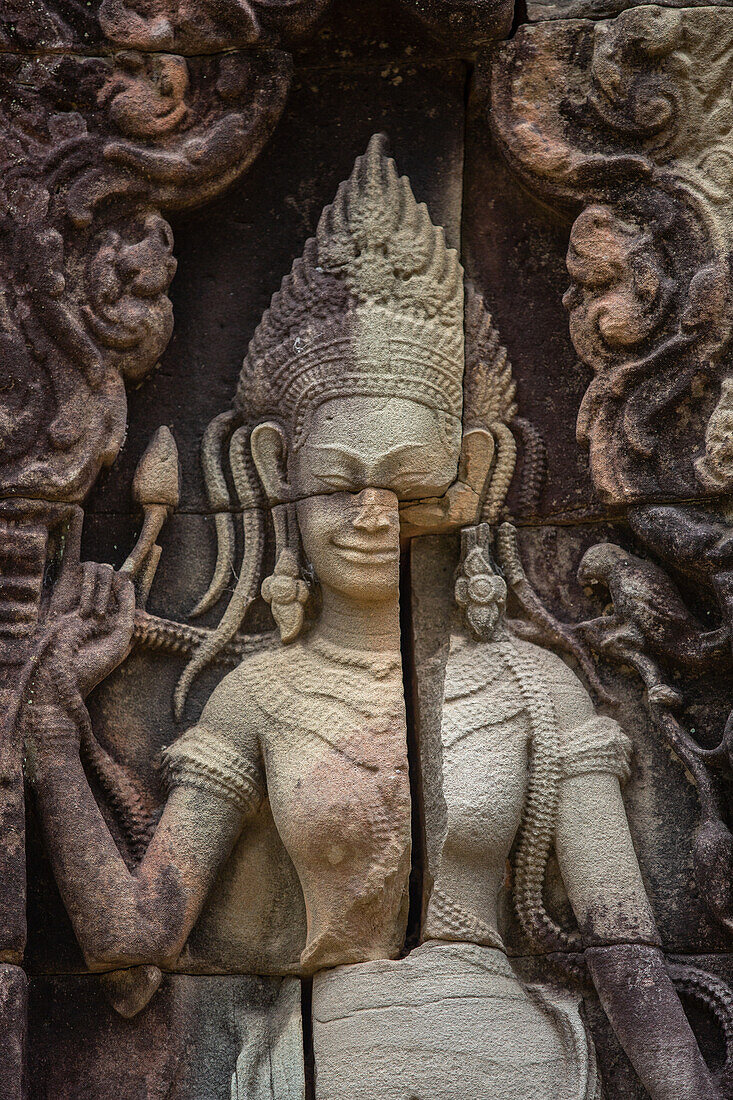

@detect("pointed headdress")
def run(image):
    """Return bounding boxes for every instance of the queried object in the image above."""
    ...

[238,132,465,441]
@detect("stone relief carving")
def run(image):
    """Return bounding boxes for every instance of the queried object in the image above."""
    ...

[0,0,305,999]
[23,137,469,988]
[4,1,733,1094]
[16,135,728,1098]
[492,5,733,964]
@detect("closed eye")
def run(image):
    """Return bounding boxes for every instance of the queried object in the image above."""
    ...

[308,470,360,492]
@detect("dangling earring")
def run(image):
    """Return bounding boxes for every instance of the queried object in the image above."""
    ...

[261,505,310,643]
[454,523,507,641]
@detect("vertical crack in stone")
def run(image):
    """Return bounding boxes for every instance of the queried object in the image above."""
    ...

[400,544,426,954]
[301,977,315,1100]
[510,0,528,35]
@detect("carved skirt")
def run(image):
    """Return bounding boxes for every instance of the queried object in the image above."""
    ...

[311,940,601,1100]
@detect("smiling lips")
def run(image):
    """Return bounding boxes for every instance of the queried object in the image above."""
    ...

[331,540,399,563]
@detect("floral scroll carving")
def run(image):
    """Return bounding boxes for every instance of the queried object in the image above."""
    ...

[0,46,291,504]
[492,6,733,943]
[492,6,733,506]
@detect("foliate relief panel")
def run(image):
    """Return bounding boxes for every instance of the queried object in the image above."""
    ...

[491,5,733,960]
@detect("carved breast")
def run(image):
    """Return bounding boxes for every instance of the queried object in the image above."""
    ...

[258,638,412,973]
[424,636,532,947]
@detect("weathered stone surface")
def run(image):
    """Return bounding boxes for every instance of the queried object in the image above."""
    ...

[463,83,597,524]
[0,0,329,54]
[25,140,477,987]
[0,46,292,507]
[412,526,733,955]
[492,9,733,511]
[0,5,302,1057]
[6,2,733,1095]
[0,0,514,56]
[25,603,306,978]
[527,0,732,21]
[0,966,27,1100]
[315,945,733,1096]
[420,529,653,955]
[312,942,598,1100]
[28,973,304,1099]
[487,5,733,963]
[515,950,733,1097]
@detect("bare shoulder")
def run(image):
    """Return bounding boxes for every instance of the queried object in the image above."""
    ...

[196,632,284,734]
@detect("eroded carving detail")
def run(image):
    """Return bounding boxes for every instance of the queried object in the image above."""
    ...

[0,0,306,1051]
[492,6,733,954]
[23,137,475,997]
[492,7,733,505]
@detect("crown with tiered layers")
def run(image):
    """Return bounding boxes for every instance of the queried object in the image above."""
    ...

[237,133,465,443]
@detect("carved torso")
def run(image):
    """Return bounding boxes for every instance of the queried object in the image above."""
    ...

[164,634,411,974]
[424,633,631,949]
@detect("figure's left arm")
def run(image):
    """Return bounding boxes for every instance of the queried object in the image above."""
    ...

[557,769,720,1100]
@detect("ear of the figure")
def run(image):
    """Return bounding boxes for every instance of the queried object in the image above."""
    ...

[250,421,290,503]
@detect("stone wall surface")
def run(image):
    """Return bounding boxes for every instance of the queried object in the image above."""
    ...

[3,1,733,1098]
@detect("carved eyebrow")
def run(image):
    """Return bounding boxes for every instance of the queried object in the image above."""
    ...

[307,443,431,461]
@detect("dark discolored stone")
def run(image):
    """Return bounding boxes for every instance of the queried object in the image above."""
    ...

[25,510,304,978]
[514,951,733,1097]
[5,2,732,1097]
[489,11,733,512]
[0,0,330,55]
[527,0,733,21]
[0,0,514,57]
[463,73,603,524]
[0,965,28,1100]
[28,973,304,1100]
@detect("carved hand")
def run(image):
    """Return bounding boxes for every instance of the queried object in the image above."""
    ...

[31,560,136,712]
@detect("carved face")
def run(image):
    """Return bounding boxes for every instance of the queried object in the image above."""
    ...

[293,396,460,501]
[252,394,460,602]
[294,395,459,601]
[296,487,400,602]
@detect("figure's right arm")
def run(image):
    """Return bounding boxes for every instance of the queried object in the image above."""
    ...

[28,702,247,971]
[24,556,261,972]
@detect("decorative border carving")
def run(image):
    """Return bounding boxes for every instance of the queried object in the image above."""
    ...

[492,7,733,938]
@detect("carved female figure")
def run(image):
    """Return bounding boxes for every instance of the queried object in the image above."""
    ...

[25,137,720,1098]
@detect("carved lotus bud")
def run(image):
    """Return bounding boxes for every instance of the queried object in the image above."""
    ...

[132,425,180,510]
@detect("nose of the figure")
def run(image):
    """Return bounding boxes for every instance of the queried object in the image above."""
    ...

[353,488,395,533]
